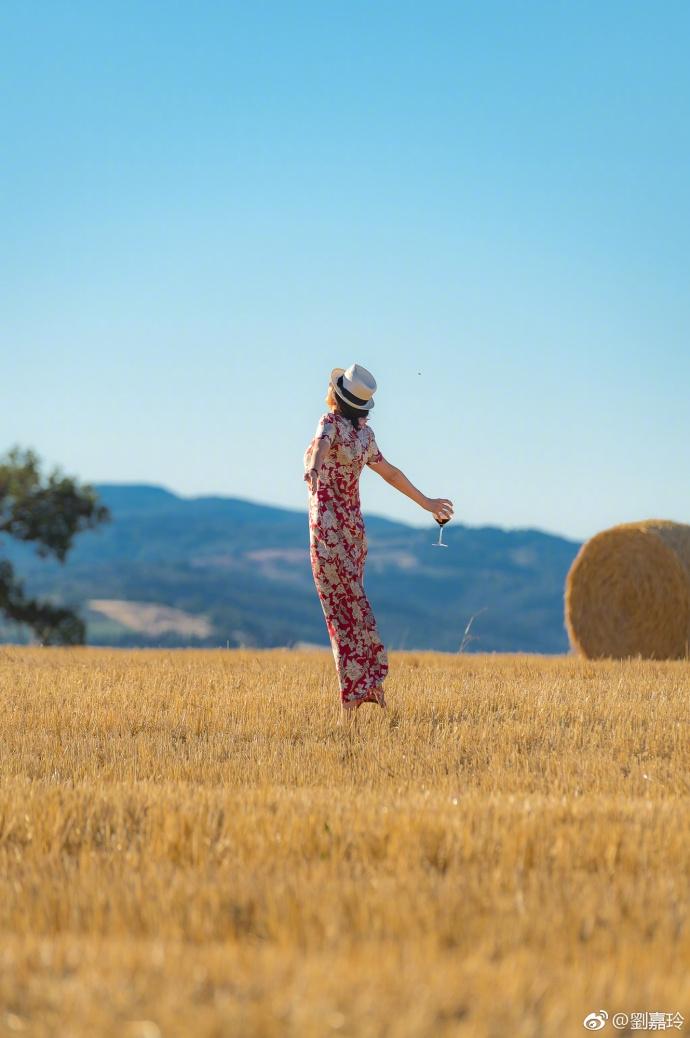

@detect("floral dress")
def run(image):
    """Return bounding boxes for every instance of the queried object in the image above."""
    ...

[304,411,389,709]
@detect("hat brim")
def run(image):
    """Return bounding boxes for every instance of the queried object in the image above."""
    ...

[330,368,375,411]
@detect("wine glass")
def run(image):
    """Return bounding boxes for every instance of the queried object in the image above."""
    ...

[432,513,450,548]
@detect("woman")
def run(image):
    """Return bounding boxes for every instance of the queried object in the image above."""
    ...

[303,363,453,722]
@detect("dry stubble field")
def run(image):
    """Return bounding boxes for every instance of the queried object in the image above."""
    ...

[0,646,689,1038]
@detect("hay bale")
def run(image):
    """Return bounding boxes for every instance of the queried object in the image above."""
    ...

[565,520,690,660]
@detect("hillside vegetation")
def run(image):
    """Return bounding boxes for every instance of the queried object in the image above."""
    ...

[0,483,580,652]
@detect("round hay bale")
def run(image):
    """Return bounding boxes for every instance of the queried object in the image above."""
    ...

[565,520,690,660]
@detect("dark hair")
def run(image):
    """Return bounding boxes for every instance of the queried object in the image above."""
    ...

[325,382,369,430]
[333,394,367,430]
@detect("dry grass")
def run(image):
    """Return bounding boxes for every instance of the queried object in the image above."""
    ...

[0,646,689,1037]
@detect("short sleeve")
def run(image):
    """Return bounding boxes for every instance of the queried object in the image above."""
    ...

[315,412,337,446]
[366,427,384,466]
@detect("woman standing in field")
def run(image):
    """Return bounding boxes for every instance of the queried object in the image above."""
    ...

[304,364,453,722]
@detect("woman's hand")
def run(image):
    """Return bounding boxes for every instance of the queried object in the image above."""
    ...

[425,497,454,522]
[304,468,319,494]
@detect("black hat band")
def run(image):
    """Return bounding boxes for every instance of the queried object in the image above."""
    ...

[336,375,369,408]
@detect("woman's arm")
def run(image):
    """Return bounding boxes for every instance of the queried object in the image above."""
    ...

[304,436,331,493]
[368,457,453,520]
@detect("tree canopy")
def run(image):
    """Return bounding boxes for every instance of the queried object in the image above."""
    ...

[0,446,110,644]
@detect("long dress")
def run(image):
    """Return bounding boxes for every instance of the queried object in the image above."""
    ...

[303,411,389,709]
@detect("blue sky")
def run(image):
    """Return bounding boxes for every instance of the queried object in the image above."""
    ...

[2,1,688,541]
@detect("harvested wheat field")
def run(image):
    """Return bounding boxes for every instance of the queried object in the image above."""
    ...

[0,647,689,1038]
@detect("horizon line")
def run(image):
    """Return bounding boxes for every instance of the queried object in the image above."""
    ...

[91,479,583,545]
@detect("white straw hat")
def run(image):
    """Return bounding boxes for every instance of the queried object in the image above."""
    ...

[330,363,377,411]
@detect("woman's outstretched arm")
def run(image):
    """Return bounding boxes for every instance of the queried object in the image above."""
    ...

[368,457,453,520]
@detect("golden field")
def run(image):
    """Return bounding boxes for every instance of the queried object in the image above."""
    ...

[0,646,689,1038]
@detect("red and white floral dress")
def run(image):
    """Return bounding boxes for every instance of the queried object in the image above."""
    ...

[304,411,389,709]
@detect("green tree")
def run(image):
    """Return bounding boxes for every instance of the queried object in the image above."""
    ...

[0,446,110,645]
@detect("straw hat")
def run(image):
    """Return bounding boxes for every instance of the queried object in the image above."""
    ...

[330,363,377,411]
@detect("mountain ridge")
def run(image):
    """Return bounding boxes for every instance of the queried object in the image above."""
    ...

[91,482,579,541]
[0,483,581,653]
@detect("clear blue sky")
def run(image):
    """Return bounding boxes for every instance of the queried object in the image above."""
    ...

[2,1,688,541]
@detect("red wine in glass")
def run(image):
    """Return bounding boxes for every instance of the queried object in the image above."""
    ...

[433,513,449,548]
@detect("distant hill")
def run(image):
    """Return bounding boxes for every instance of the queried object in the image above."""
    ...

[0,483,581,652]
